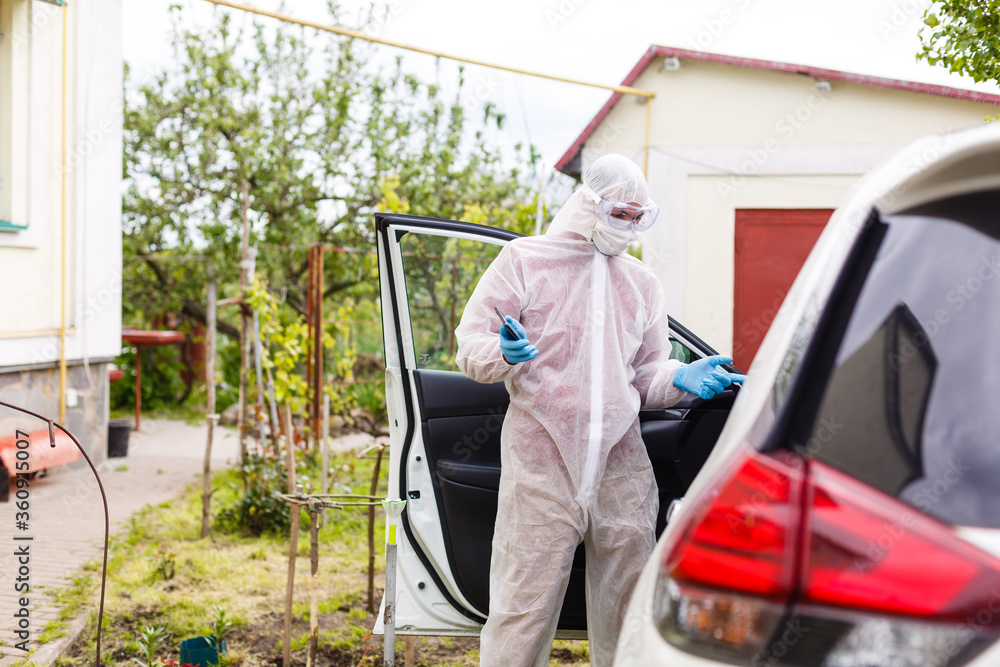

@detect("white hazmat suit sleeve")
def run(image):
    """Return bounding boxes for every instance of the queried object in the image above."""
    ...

[629,264,688,409]
[455,245,524,385]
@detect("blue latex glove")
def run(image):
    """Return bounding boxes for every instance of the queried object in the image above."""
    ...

[673,355,747,399]
[499,315,538,364]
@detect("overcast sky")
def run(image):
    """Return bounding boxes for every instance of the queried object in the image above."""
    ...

[123,0,1000,175]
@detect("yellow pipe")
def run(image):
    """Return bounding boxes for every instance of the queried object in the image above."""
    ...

[644,97,652,177]
[59,0,68,422]
[202,0,656,100]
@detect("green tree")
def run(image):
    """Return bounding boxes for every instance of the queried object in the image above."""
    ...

[919,1,1000,86]
[124,6,534,332]
[121,5,539,414]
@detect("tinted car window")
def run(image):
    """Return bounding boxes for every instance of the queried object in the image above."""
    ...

[806,189,1000,527]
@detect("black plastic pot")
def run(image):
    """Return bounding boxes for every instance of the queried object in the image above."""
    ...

[107,420,132,458]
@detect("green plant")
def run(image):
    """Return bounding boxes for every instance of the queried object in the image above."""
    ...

[210,606,235,648]
[132,626,167,667]
[154,552,176,581]
[215,454,290,536]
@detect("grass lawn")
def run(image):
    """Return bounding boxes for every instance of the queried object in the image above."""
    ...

[51,446,590,667]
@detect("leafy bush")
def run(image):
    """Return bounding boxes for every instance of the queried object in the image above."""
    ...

[215,454,290,536]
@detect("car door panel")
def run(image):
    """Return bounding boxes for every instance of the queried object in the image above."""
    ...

[412,367,590,628]
[411,365,735,628]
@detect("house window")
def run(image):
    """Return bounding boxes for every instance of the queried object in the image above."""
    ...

[0,0,31,232]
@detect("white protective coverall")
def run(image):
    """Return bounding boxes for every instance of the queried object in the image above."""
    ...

[455,155,686,666]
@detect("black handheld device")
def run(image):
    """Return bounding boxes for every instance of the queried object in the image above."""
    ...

[494,306,519,338]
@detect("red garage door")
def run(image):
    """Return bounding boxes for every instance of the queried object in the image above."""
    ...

[733,208,832,371]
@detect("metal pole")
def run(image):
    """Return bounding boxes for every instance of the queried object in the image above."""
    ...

[384,543,396,667]
[134,345,141,431]
[313,245,324,445]
[264,346,281,452]
[252,310,267,442]
[381,499,406,667]
[305,246,314,439]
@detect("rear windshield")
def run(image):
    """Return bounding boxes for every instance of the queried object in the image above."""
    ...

[806,189,1000,528]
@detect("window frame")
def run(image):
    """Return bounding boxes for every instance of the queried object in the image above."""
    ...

[0,0,33,234]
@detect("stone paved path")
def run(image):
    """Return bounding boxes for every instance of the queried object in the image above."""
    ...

[0,418,385,666]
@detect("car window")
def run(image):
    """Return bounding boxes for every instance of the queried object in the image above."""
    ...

[668,337,694,363]
[399,231,505,371]
[803,189,1000,527]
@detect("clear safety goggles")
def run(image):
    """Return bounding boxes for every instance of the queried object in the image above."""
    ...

[584,188,660,232]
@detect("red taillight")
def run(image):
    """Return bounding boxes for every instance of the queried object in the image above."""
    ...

[666,449,804,600]
[656,446,1000,665]
[803,461,1000,624]
[655,449,804,661]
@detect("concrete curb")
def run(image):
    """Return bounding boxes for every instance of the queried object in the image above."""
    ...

[30,613,91,667]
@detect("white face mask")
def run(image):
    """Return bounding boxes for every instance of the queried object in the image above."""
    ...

[592,222,639,256]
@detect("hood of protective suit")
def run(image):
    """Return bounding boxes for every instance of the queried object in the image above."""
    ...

[545,154,652,254]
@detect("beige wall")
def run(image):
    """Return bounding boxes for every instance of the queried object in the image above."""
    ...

[579,54,999,350]
[0,0,69,336]
[598,57,998,150]
[0,0,123,367]
[683,174,857,354]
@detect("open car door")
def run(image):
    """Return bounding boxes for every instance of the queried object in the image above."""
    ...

[375,213,740,637]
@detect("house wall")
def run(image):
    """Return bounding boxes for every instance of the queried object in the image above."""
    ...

[0,0,123,461]
[580,56,1000,354]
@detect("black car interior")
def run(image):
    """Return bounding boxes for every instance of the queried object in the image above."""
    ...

[413,368,736,629]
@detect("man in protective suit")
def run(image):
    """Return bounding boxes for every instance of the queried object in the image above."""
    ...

[455,154,744,667]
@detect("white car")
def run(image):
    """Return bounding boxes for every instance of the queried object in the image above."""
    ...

[615,122,1000,666]
[374,122,1000,667]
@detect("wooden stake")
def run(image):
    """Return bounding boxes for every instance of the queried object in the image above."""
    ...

[321,393,330,495]
[238,179,252,462]
[404,637,416,666]
[307,510,319,667]
[201,269,217,539]
[367,445,384,615]
[282,404,298,667]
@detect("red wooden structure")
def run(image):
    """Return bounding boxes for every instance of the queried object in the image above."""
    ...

[121,328,186,430]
